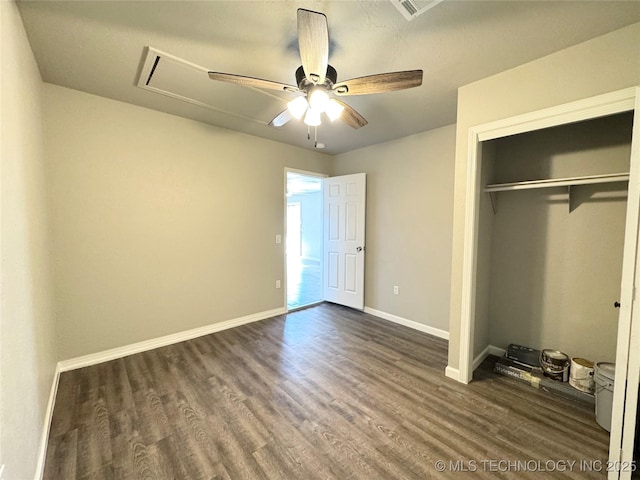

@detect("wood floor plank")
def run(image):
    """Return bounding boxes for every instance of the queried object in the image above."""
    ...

[42,429,78,479]
[100,359,136,414]
[108,410,139,471]
[43,303,613,479]
[122,354,153,394]
[132,388,172,444]
[49,370,83,437]
[76,387,112,478]
[252,442,323,480]
[297,419,381,479]
[79,464,115,480]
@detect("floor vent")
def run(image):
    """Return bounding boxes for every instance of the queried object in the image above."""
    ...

[389,0,445,21]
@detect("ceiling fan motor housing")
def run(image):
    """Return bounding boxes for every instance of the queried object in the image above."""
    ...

[296,64,337,90]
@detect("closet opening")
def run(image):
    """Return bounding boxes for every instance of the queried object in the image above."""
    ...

[454,87,640,478]
[476,110,637,477]
[478,111,633,367]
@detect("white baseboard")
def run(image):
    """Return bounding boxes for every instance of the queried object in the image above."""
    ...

[34,364,61,480]
[472,344,506,371]
[472,345,491,371]
[445,365,459,381]
[363,307,449,340]
[58,307,286,372]
[448,344,505,386]
[489,345,506,357]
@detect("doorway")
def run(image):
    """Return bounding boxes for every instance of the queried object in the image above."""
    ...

[286,171,323,310]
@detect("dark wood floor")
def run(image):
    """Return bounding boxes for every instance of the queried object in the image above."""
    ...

[44,303,611,479]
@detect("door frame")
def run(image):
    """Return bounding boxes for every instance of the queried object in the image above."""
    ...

[284,168,327,312]
[453,86,639,478]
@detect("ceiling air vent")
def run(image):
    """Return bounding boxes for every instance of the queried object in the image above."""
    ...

[390,0,445,21]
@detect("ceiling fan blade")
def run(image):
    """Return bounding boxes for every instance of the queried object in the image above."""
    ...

[332,70,423,96]
[268,109,293,128]
[208,72,299,93]
[334,100,368,129]
[297,9,329,85]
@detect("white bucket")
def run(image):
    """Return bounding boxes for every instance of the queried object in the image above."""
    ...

[569,357,594,393]
[594,362,615,432]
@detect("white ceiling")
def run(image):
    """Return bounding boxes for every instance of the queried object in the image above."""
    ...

[17,0,640,155]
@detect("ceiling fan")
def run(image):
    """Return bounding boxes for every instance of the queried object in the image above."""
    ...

[208,9,423,133]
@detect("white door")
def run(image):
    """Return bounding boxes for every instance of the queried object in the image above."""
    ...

[609,87,640,480]
[322,173,366,310]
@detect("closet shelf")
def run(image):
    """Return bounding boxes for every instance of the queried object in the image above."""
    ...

[484,172,629,214]
[484,172,629,193]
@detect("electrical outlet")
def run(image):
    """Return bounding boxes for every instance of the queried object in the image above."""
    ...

[393,285,399,295]
[275,234,282,244]
[276,280,281,289]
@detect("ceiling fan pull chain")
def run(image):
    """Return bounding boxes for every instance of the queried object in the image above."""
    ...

[307,125,310,141]
[314,126,318,148]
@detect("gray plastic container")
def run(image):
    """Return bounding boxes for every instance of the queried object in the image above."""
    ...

[594,362,616,432]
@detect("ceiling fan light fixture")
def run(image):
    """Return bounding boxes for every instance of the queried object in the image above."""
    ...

[304,107,322,126]
[325,99,344,122]
[308,88,330,113]
[287,96,309,119]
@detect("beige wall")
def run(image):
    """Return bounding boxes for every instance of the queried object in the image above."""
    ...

[0,2,58,478]
[448,22,640,370]
[487,113,632,362]
[44,84,331,360]
[45,85,455,360]
[332,125,456,333]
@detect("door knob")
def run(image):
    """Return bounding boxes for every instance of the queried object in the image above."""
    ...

[356,246,364,252]
[614,301,621,308]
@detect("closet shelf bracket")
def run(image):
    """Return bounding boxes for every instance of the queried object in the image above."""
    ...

[489,192,497,214]
[484,172,629,214]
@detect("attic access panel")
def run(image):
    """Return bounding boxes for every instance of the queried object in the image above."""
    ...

[137,47,289,125]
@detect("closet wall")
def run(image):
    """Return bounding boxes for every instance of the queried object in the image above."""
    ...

[474,141,496,357]
[484,112,634,362]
